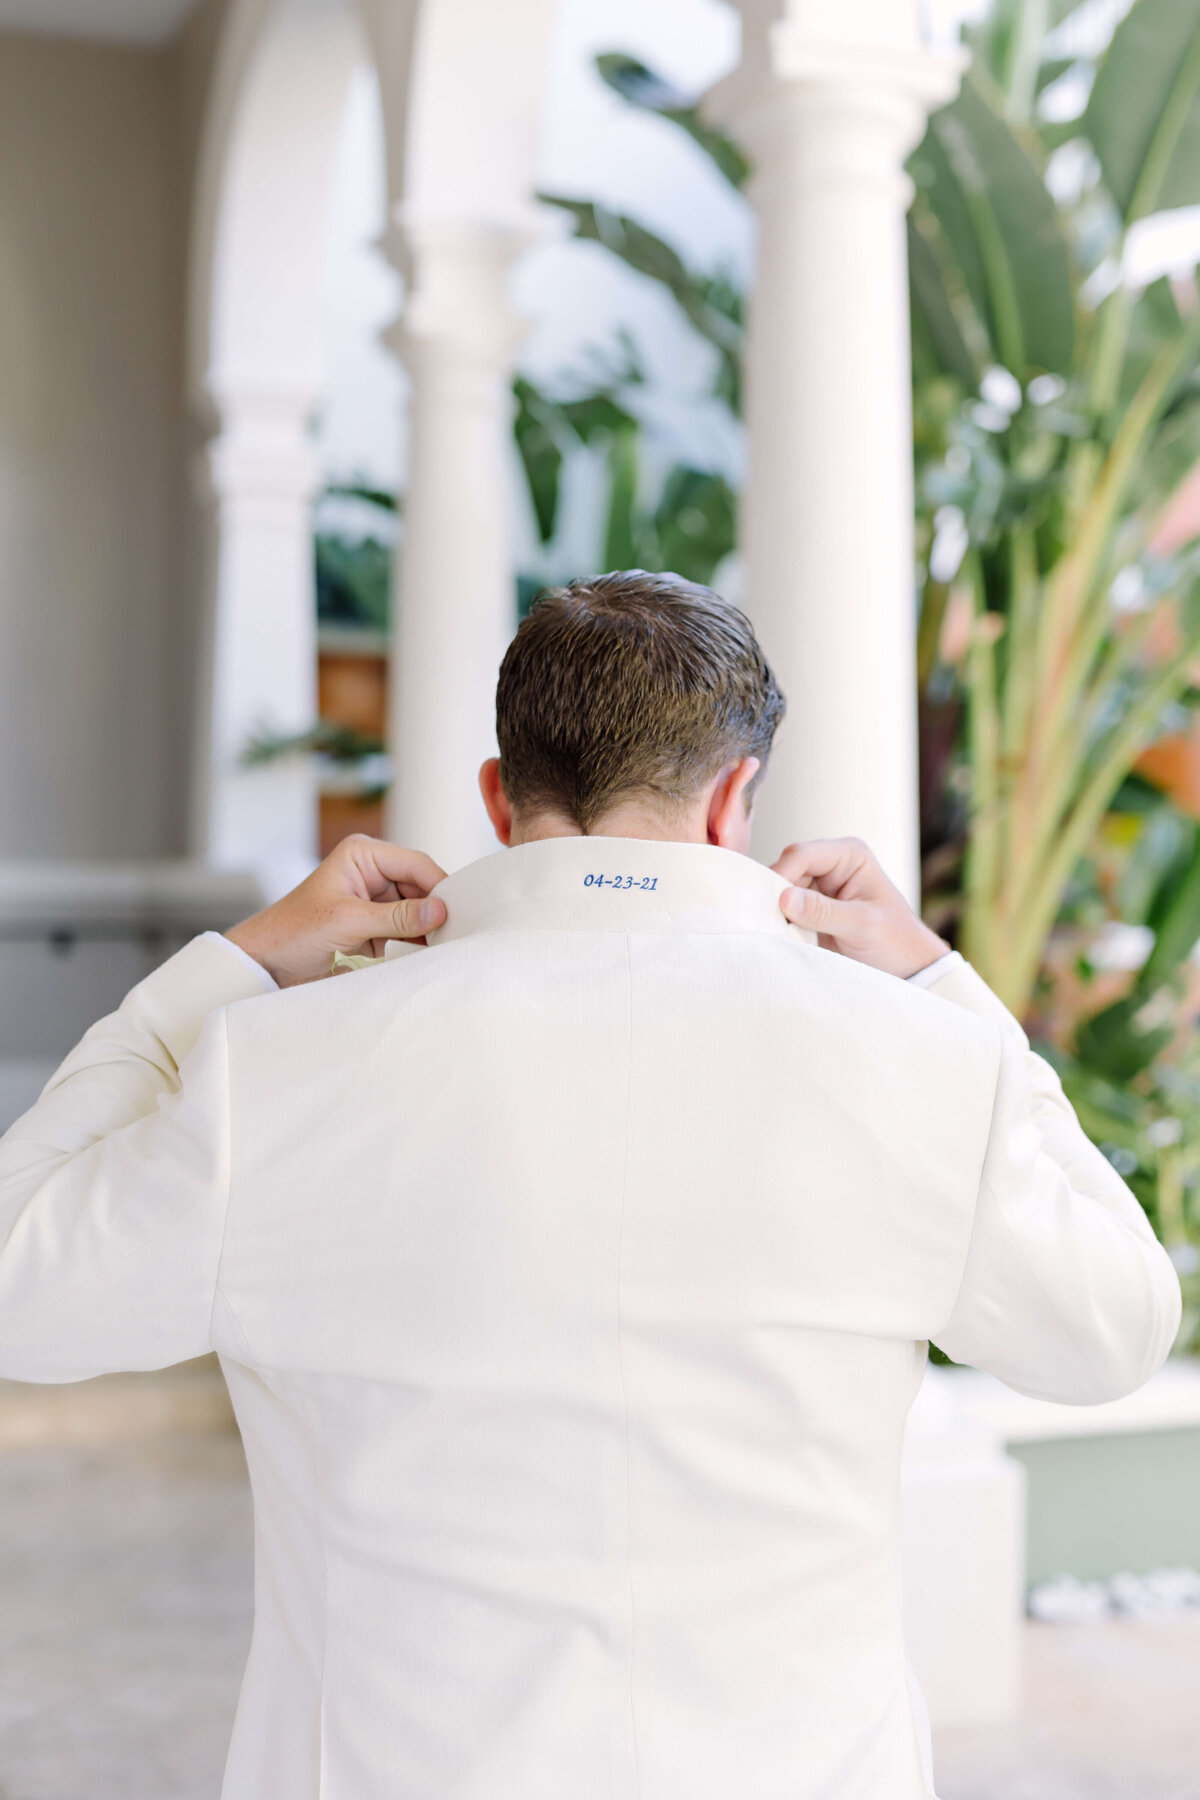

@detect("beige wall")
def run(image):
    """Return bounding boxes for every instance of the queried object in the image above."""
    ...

[0,31,184,858]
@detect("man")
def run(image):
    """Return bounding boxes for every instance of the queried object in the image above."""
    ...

[0,572,1181,1800]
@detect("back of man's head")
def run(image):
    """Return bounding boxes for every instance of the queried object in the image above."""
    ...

[495,570,785,833]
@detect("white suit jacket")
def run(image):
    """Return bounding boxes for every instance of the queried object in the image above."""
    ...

[0,836,1181,1800]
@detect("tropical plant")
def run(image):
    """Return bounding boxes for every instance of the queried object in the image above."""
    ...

[314,479,400,631]
[316,533,392,631]
[1044,783,1200,1349]
[546,12,1200,1025]
[911,0,1200,1014]
[242,720,386,769]
[511,54,747,593]
[512,361,737,589]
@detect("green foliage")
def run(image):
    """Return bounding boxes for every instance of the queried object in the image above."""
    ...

[315,535,391,631]
[548,18,1200,1328]
[241,720,385,767]
[1045,798,1200,1349]
[514,51,747,590]
[911,0,1200,1013]
[512,371,643,547]
[1085,0,1200,222]
[513,368,738,587]
[910,75,1075,377]
[594,53,751,190]
[651,466,737,584]
[537,194,743,411]
[323,481,400,515]
[529,14,1200,1020]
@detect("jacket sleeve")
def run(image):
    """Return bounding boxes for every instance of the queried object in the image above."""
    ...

[0,934,272,1383]
[927,958,1183,1404]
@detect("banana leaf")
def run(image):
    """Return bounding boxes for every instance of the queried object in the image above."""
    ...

[1119,278,1189,409]
[1085,0,1200,222]
[512,376,642,547]
[323,482,400,514]
[512,378,565,544]
[538,194,742,405]
[603,416,641,571]
[913,75,1075,376]
[1073,992,1174,1080]
[908,213,980,387]
[1141,821,1200,986]
[653,467,737,587]
[965,0,1104,97]
[594,53,751,191]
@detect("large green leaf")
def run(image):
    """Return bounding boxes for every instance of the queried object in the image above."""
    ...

[964,0,1101,102]
[653,467,737,586]
[512,377,565,544]
[912,76,1075,376]
[1119,277,1188,406]
[595,53,751,190]
[315,534,391,631]
[1085,0,1200,221]
[539,194,742,405]
[323,481,400,514]
[1074,992,1174,1080]
[603,419,641,571]
[1142,822,1200,986]
[512,375,645,547]
[907,213,980,387]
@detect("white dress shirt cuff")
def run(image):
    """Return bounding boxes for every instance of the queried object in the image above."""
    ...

[905,949,962,990]
[200,930,279,994]
[131,932,277,1070]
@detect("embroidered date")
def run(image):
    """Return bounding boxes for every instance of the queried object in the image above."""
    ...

[583,874,658,890]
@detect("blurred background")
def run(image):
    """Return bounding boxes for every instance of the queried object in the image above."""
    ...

[2,0,1200,1794]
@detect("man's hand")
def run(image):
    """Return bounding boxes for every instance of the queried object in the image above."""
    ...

[773,837,950,980]
[225,836,448,988]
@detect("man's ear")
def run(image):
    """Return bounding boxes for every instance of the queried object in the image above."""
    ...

[707,757,760,850]
[479,759,513,846]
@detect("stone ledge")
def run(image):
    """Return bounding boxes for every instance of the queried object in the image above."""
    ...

[930,1357,1200,1444]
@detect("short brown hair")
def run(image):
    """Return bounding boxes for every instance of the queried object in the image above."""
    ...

[495,570,785,832]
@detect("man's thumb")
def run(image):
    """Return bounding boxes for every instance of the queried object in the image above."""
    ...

[353,895,446,941]
[780,884,815,922]
[779,884,846,935]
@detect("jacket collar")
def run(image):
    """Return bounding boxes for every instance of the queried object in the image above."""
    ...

[413,836,812,946]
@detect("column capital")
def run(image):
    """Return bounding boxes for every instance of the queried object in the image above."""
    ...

[770,26,967,113]
[196,384,322,511]
[378,210,547,374]
[707,17,967,191]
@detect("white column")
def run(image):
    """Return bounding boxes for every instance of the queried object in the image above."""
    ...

[713,4,964,901]
[384,217,526,873]
[192,387,320,894]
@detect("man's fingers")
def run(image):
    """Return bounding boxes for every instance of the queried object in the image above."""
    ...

[771,837,873,898]
[341,837,448,902]
[779,884,863,940]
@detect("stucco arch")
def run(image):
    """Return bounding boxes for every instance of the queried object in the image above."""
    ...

[186,0,381,885]
[190,0,373,408]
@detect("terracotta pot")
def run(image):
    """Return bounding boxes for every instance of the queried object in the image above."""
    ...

[319,793,386,858]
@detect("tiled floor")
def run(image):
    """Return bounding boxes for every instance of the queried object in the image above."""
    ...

[0,1434,252,1800]
[0,1431,1197,1799]
[935,1613,1200,1799]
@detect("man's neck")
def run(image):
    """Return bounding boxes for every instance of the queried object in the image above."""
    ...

[509,805,706,847]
